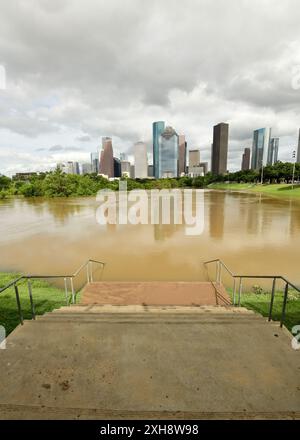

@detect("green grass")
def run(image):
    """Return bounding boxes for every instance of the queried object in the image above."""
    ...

[209,183,300,199]
[228,290,300,332]
[0,272,68,335]
[209,183,255,190]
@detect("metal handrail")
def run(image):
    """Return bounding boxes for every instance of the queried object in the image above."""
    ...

[204,259,300,328]
[0,259,105,325]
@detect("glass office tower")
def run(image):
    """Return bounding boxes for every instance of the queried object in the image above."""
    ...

[91,152,99,173]
[251,128,271,170]
[158,126,179,178]
[268,138,279,165]
[153,121,165,179]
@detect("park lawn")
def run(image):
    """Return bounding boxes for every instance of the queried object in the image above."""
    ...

[209,183,254,190]
[228,290,300,332]
[0,272,71,335]
[209,182,300,199]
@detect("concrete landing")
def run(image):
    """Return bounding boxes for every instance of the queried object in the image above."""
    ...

[81,281,231,306]
[0,305,299,420]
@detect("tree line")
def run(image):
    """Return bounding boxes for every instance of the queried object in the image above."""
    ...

[0,161,299,198]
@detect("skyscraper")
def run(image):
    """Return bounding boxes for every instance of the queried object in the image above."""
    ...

[211,123,229,175]
[200,162,208,175]
[153,121,165,178]
[121,161,131,176]
[268,138,279,165]
[91,152,99,173]
[73,162,80,175]
[99,137,114,178]
[178,135,187,176]
[241,148,251,171]
[81,163,92,174]
[158,126,179,178]
[148,165,154,177]
[134,142,148,178]
[113,157,121,178]
[297,129,300,163]
[251,128,271,170]
[130,165,135,179]
[189,149,200,168]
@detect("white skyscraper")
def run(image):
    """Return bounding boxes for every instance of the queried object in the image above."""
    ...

[134,142,148,178]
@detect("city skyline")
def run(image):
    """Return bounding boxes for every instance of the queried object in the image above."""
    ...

[5,115,300,179]
[0,1,300,176]
[1,119,298,177]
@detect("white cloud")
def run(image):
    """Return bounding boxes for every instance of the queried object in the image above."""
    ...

[0,0,300,175]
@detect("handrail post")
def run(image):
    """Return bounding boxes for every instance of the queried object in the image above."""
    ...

[70,277,75,304]
[233,278,236,306]
[238,277,242,306]
[86,264,90,283]
[218,262,222,284]
[14,284,23,325]
[216,261,221,284]
[27,280,35,320]
[90,261,93,282]
[268,277,276,322]
[280,283,289,328]
[64,277,69,305]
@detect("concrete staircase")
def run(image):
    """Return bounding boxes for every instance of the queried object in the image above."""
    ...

[0,304,299,419]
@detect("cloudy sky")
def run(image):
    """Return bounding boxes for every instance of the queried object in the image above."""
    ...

[0,0,300,176]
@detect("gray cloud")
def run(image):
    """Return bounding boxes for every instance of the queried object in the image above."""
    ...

[0,0,300,174]
[49,145,81,152]
[76,135,91,142]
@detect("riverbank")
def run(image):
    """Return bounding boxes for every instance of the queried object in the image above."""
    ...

[209,183,300,199]
[0,273,67,335]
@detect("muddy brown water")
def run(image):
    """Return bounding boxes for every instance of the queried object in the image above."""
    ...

[0,191,299,291]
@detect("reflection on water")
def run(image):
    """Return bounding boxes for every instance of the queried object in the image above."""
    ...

[0,192,300,283]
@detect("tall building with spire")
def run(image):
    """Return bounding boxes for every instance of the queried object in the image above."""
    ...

[153,121,165,178]
[99,137,114,178]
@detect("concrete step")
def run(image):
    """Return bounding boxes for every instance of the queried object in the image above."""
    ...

[36,313,266,324]
[0,403,299,420]
[51,304,253,314]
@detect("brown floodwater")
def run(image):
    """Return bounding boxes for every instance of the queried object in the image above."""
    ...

[0,191,300,289]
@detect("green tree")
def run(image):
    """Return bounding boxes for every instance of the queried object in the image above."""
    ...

[42,168,71,197]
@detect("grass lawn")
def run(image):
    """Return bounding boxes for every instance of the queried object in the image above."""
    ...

[209,182,300,199]
[228,290,300,332]
[0,272,69,335]
[209,183,255,190]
